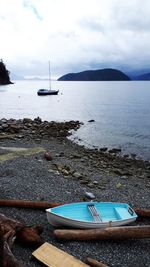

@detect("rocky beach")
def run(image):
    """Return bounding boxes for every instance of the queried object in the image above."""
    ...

[0,118,150,267]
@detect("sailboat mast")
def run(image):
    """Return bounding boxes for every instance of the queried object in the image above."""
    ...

[49,61,51,90]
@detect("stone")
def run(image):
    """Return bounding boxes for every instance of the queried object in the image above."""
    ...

[100,147,108,152]
[73,172,82,179]
[85,192,95,199]
[44,152,53,161]
[116,182,123,189]
[88,119,95,122]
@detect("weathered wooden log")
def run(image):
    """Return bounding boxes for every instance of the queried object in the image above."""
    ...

[0,213,43,246]
[0,226,23,267]
[135,208,150,218]
[54,225,150,241]
[0,199,60,209]
[86,257,109,267]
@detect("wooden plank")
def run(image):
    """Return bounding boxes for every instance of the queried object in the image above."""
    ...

[32,242,90,267]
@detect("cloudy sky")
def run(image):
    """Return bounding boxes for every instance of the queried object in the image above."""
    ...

[0,0,150,79]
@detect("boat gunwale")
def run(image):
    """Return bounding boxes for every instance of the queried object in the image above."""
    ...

[46,202,137,225]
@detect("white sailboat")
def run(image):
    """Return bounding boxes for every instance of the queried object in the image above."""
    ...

[37,61,59,96]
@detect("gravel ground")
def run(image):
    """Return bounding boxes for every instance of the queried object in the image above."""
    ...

[0,136,150,267]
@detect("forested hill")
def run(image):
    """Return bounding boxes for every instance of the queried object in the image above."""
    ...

[0,60,12,85]
[134,72,150,80]
[58,68,130,81]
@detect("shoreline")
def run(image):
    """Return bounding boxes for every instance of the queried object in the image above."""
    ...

[0,118,150,266]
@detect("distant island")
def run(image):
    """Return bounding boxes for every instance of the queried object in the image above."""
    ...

[134,72,150,80]
[58,68,130,81]
[0,59,12,85]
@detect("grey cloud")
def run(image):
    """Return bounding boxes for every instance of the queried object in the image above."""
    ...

[111,2,150,32]
[79,18,105,33]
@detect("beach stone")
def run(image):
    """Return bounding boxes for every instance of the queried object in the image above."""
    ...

[100,147,108,152]
[85,192,95,199]
[88,119,95,122]
[2,123,8,129]
[44,151,53,161]
[93,180,98,185]
[80,180,89,184]
[98,185,106,190]
[116,182,123,189]
[109,148,121,153]
[87,183,95,188]
[62,169,69,176]
[1,118,7,123]
[73,172,82,179]
[124,154,129,158]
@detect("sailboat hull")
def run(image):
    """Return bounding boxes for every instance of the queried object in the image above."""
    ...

[37,89,59,95]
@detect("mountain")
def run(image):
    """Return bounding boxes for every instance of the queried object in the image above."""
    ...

[0,60,12,85]
[10,72,25,81]
[134,72,150,80]
[58,68,130,81]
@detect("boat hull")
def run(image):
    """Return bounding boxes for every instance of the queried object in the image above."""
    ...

[46,202,137,229]
[37,89,59,95]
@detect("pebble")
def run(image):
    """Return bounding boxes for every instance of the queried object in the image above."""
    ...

[85,192,96,199]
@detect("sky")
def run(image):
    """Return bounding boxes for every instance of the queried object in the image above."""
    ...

[0,0,150,79]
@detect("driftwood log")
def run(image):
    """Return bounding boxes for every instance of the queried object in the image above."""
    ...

[54,225,150,241]
[0,199,60,209]
[0,213,44,267]
[86,257,109,267]
[0,226,23,267]
[0,213,43,246]
[0,199,149,218]
[135,208,150,218]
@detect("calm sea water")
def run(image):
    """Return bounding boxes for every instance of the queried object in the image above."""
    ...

[0,80,150,160]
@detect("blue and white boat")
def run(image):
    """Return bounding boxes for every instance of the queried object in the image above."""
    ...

[46,202,137,229]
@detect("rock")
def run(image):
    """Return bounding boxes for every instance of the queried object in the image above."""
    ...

[100,147,108,152]
[85,192,95,199]
[73,172,82,179]
[1,124,8,129]
[124,154,129,158]
[113,169,132,176]
[87,183,95,188]
[44,151,53,161]
[116,182,123,189]
[62,169,69,176]
[80,180,89,185]
[131,153,137,158]
[108,148,121,153]
[93,180,98,185]
[114,169,124,175]
[1,118,7,123]
[98,185,106,190]
[10,124,21,133]
[23,118,33,123]
[88,119,95,123]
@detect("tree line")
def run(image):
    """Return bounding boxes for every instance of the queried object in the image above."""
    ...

[0,59,12,85]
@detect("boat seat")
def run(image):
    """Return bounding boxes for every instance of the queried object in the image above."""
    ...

[87,204,102,222]
[115,207,131,220]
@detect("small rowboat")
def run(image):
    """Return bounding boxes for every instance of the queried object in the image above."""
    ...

[46,202,137,229]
